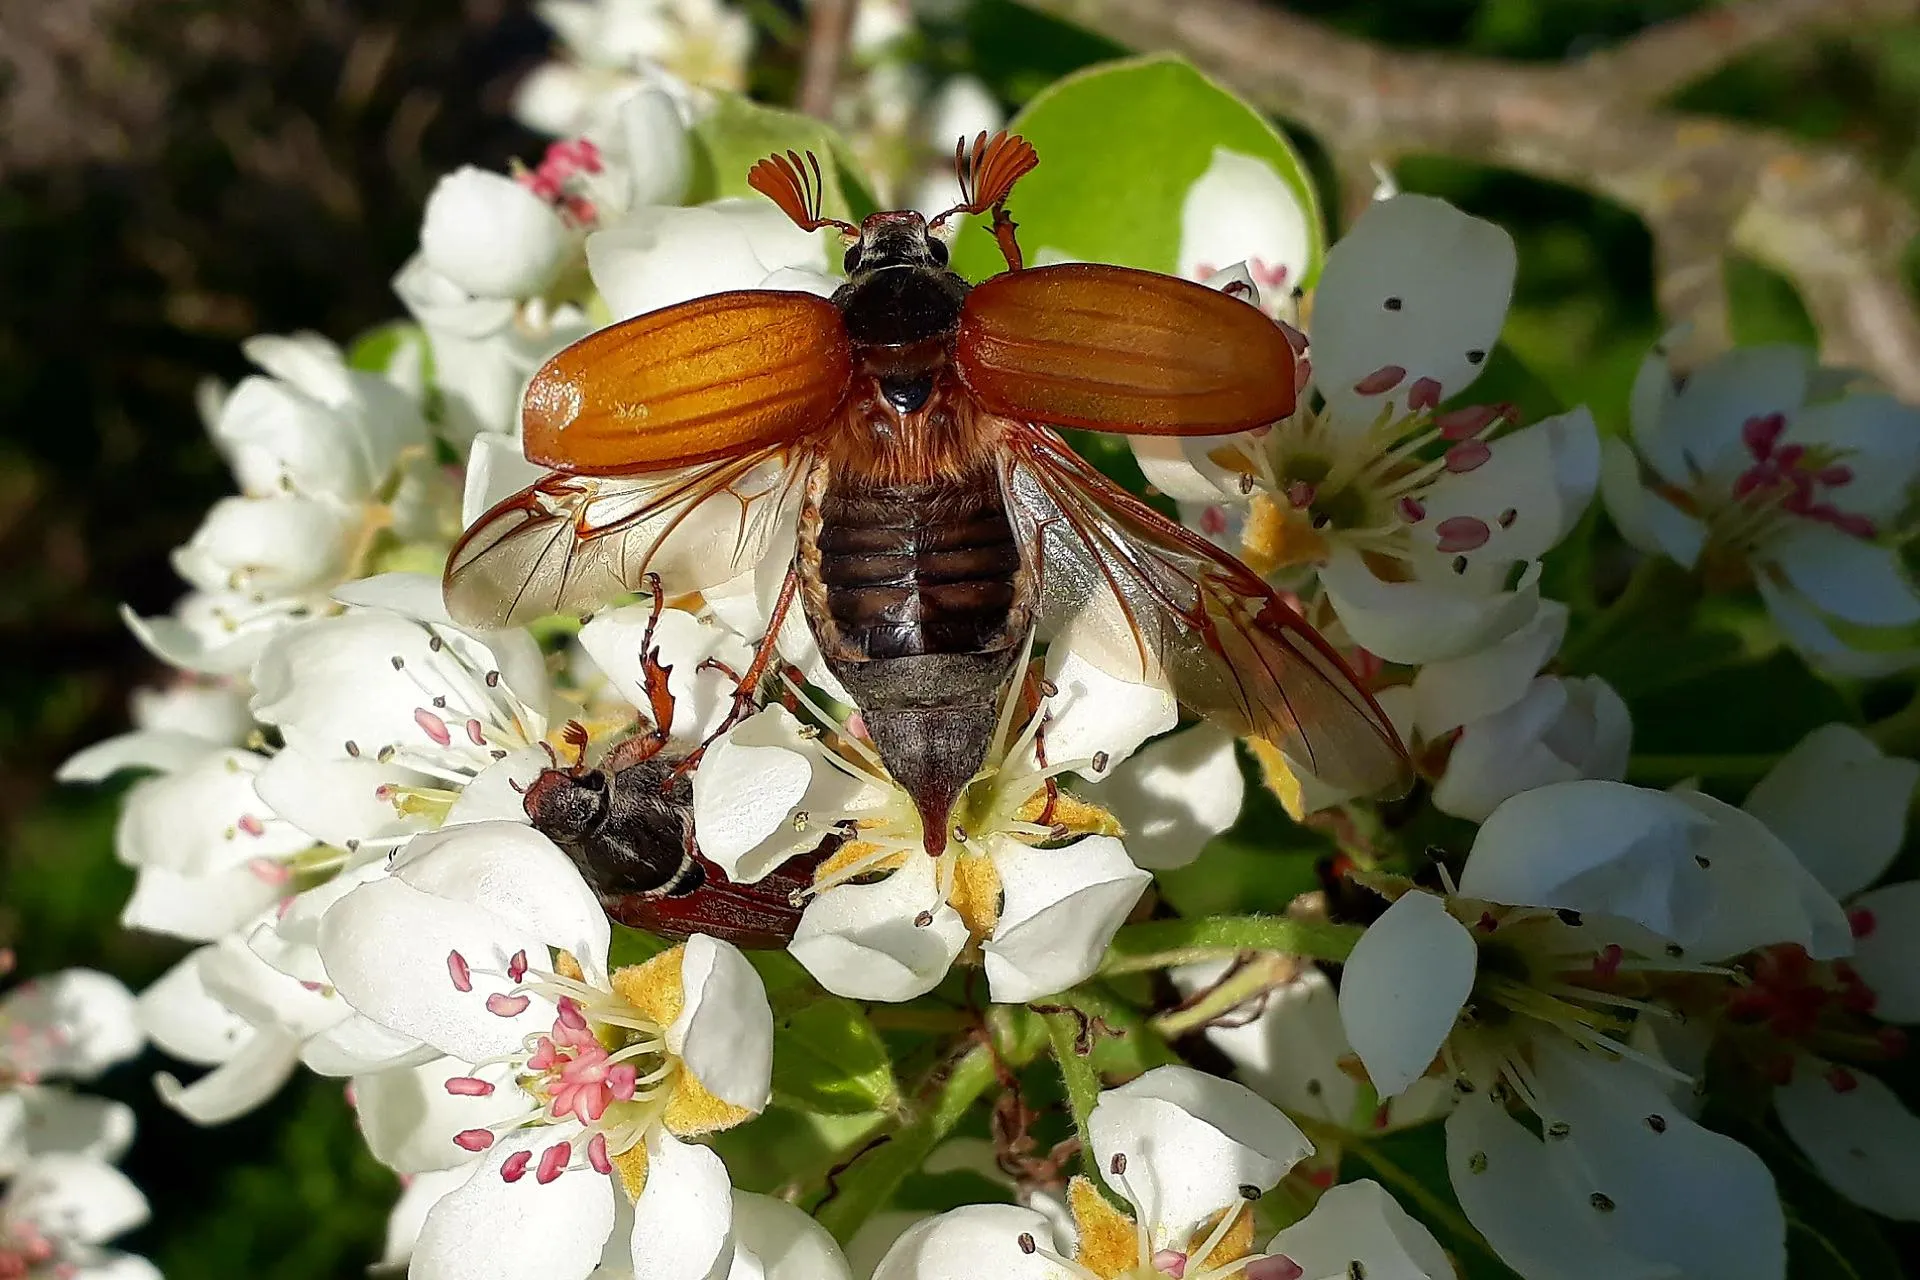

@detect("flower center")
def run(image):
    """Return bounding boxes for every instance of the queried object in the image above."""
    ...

[442,948,673,1184]
[0,1219,58,1280]
[1718,941,1906,1087]
[1691,413,1872,562]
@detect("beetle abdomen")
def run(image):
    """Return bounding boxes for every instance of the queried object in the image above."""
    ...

[815,468,1022,660]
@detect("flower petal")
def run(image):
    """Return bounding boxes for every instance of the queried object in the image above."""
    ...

[1,1089,136,1169]
[1087,1064,1311,1248]
[629,1130,736,1280]
[0,969,143,1080]
[354,1058,524,1174]
[1265,1179,1453,1280]
[136,951,252,1066]
[670,934,773,1114]
[1765,525,1920,628]
[1775,1054,1920,1221]
[789,855,967,1002]
[120,864,283,943]
[1080,724,1244,870]
[1312,195,1514,424]
[420,166,569,299]
[1318,544,1540,666]
[1846,879,1920,1023]
[411,1135,616,1280]
[1789,392,1920,521]
[392,822,611,985]
[300,1013,439,1077]
[1339,892,1474,1098]
[869,1204,1061,1280]
[587,200,826,321]
[1742,722,1917,899]
[56,730,219,783]
[379,1166,471,1270]
[1599,436,1709,568]
[1176,148,1311,301]
[154,1027,302,1125]
[1668,789,1854,961]
[1416,408,1598,565]
[1649,343,1812,488]
[1755,573,1920,676]
[1433,675,1631,823]
[1040,649,1179,780]
[1411,599,1567,737]
[253,749,434,850]
[1,1153,149,1247]
[981,834,1151,1002]
[732,1192,853,1280]
[318,876,553,1063]
[693,706,884,883]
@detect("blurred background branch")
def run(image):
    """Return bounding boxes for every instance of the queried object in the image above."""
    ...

[1020,0,1920,396]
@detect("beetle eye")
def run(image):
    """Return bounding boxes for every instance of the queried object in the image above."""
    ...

[843,242,864,274]
[927,237,950,266]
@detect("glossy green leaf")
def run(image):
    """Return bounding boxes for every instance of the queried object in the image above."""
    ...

[772,995,900,1116]
[949,54,1322,282]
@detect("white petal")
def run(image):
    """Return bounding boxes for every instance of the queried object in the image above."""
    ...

[1312,195,1514,424]
[629,1131,735,1280]
[1743,722,1917,899]
[1411,599,1567,736]
[380,1166,471,1269]
[0,1153,148,1247]
[171,495,355,597]
[1040,648,1178,780]
[393,822,611,984]
[214,374,370,503]
[1755,572,1920,676]
[421,167,569,298]
[461,432,549,528]
[1789,392,1920,521]
[1338,892,1475,1098]
[0,969,142,1080]
[1416,407,1598,565]
[1128,433,1243,504]
[1668,789,1854,961]
[1598,437,1706,567]
[137,950,253,1066]
[670,935,773,1114]
[121,592,305,678]
[692,706,883,883]
[120,864,283,942]
[197,932,342,1038]
[154,1027,302,1124]
[355,1058,524,1174]
[1266,1179,1454,1280]
[115,749,309,875]
[869,1204,1059,1280]
[2,1089,135,1167]
[318,876,553,1063]
[731,1193,851,1280]
[616,88,693,208]
[1446,1092,1673,1280]
[1765,525,1920,628]
[1775,1055,1920,1221]
[249,858,391,986]
[1527,1041,1786,1280]
[981,835,1151,1002]
[789,855,966,1002]
[1461,780,1715,942]
[587,202,826,321]
[1318,544,1540,666]
[1081,724,1243,870]
[1087,1064,1311,1248]
[1848,879,1920,1023]
[579,604,753,743]
[411,1136,616,1280]
[300,1013,439,1077]
[1434,675,1631,823]
[1656,344,1812,488]
[1624,333,1682,483]
[253,748,434,850]
[56,730,219,783]
[129,681,255,745]
[1176,148,1311,299]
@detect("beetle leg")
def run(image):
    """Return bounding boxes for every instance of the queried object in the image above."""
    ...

[987,202,1025,272]
[605,574,678,769]
[666,563,802,779]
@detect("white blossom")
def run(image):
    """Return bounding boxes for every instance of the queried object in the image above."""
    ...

[1601,340,1920,673]
[0,1154,159,1280]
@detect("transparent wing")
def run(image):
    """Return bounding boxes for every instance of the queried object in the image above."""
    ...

[1002,423,1411,798]
[445,443,812,630]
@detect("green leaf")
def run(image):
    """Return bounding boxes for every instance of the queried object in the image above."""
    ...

[772,996,900,1115]
[687,93,872,218]
[950,54,1321,282]
[813,1044,1000,1243]
[1101,914,1364,975]
[345,322,424,377]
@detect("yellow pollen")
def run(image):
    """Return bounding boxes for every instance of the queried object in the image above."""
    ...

[947,853,1004,937]
[1069,1176,1140,1277]
[1247,736,1309,822]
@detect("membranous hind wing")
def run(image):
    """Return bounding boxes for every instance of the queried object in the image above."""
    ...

[1002,424,1411,798]
[445,445,812,630]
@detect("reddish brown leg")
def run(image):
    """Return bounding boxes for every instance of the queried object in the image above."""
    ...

[988,202,1024,272]
[669,564,803,777]
[606,574,678,770]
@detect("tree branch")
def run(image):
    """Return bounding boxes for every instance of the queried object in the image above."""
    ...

[1019,0,1920,397]
[796,0,857,120]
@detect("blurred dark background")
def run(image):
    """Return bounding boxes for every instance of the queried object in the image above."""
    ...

[0,0,1912,1274]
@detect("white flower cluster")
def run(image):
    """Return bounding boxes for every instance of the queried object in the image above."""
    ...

[49,3,1920,1277]
[1,962,155,1279]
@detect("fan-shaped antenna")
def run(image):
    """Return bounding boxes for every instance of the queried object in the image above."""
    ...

[747,150,858,236]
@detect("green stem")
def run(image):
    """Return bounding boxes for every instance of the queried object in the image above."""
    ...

[812,1043,998,1244]
[1100,916,1364,976]
[1151,952,1299,1041]
[1039,1000,1106,1169]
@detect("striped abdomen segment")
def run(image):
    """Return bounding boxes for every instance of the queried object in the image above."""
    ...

[815,467,1023,662]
